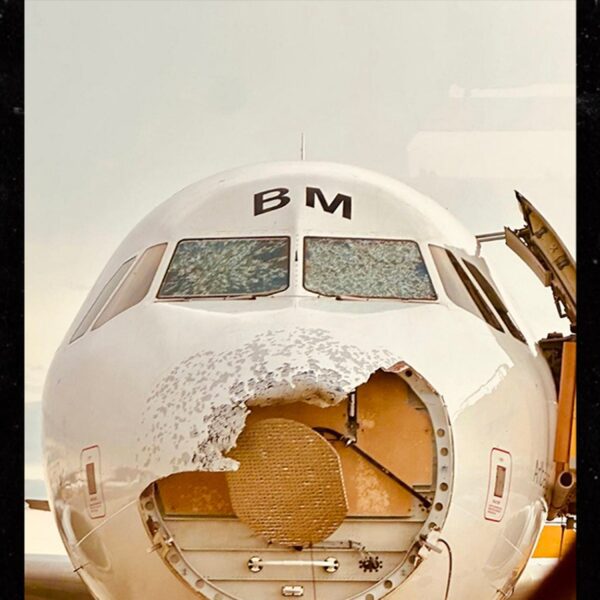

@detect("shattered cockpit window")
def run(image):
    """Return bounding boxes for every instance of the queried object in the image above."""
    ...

[304,237,436,300]
[158,237,290,298]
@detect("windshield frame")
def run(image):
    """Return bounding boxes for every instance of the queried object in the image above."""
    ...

[302,236,438,301]
[156,235,291,300]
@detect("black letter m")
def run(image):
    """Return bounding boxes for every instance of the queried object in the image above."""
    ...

[306,187,352,220]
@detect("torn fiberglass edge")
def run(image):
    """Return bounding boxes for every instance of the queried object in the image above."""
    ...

[137,327,398,476]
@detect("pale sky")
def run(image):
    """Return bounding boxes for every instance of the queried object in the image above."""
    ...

[25,0,575,506]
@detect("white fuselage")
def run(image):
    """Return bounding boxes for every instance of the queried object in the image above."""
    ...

[43,162,556,599]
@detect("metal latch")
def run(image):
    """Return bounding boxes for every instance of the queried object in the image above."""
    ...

[417,530,443,560]
[146,531,173,554]
[282,585,304,597]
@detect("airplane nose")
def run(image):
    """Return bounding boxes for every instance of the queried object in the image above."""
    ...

[137,342,454,600]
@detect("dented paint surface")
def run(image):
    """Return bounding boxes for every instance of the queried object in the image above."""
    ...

[138,327,396,474]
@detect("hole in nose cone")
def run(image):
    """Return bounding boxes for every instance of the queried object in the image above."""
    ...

[139,367,454,600]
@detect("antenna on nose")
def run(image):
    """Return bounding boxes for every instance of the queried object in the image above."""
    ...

[300,132,306,161]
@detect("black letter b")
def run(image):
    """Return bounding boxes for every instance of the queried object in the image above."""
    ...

[254,188,291,216]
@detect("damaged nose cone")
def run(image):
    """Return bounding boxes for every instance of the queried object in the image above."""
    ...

[137,328,398,475]
[139,364,454,600]
[226,418,349,547]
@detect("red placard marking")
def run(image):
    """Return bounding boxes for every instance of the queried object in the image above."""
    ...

[484,448,512,522]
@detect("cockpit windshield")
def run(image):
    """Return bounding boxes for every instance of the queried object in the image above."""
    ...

[303,237,436,300]
[158,237,290,298]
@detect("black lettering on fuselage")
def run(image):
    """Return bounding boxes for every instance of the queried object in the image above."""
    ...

[253,186,352,219]
[254,187,291,216]
[306,186,352,220]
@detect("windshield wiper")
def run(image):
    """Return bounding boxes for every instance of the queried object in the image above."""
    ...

[334,295,369,301]
[158,294,257,301]
[223,294,257,300]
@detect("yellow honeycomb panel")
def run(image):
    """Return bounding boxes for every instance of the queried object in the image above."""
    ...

[158,471,234,516]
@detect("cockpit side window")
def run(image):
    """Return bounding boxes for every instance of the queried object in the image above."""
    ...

[157,237,290,299]
[92,243,168,330]
[303,237,437,300]
[69,257,136,343]
[430,245,503,332]
[462,260,526,343]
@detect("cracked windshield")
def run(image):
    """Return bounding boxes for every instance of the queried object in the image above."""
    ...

[159,237,290,298]
[304,237,436,300]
